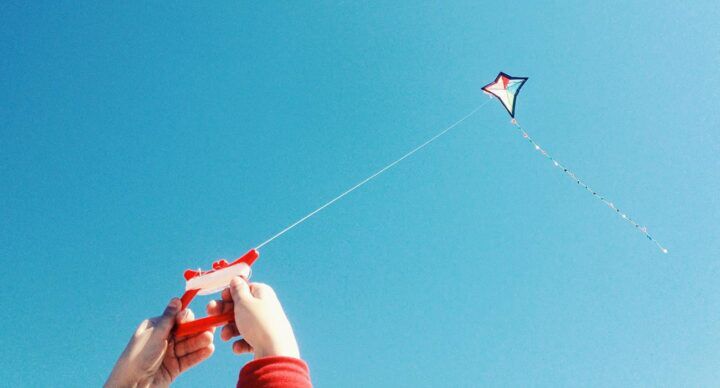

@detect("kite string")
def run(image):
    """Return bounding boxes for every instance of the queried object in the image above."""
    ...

[511,119,668,253]
[254,101,491,250]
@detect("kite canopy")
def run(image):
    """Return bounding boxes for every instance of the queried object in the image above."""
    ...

[482,72,528,118]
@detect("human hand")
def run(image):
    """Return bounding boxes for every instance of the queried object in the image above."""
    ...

[105,298,215,388]
[207,277,300,360]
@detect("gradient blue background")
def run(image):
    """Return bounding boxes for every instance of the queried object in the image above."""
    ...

[2,2,719,386]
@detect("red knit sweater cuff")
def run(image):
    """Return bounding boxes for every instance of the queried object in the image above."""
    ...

[238,356,312,388]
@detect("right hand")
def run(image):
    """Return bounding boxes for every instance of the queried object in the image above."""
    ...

[207,277,300,359]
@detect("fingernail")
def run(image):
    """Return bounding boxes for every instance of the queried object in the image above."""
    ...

[168,298,181,311]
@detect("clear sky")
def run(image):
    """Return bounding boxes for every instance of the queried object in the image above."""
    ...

[1,2,719,387]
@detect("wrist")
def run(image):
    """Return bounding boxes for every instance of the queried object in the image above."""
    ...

[253,336,300,359]
[107,355,158,388]
[105,361,141,388]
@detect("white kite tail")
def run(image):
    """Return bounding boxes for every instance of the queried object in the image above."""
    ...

[510,119,668,253]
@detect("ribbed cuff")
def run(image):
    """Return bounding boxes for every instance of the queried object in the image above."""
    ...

[238,356,312,388]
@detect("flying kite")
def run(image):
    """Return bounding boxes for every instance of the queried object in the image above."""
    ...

[481,72,527,118]
[482,72,667,253]
[173,71,668,335]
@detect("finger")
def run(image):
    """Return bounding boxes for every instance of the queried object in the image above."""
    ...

[178,344,215,372]
[232,339,253,355]
[206,300,222,316]
[222,299,234,314]
[174,331,214,357]
[249,282,276,300]
[154,298,181,338]
[229,276,252,303]
[176,308,195,324]
[221,287,232,302]
[207,299,234,317]
[221,323,240,341]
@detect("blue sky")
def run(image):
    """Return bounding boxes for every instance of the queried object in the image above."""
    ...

[1,2,719,386]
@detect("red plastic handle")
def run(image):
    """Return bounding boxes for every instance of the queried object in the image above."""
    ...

[180,289,199,310]
[175,311,235,338]
[174,289,236,338]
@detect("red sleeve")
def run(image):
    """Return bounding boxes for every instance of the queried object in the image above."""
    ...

[237,356,312,388]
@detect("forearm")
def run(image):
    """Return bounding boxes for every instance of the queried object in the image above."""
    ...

[105,361,138,388]
[105,372,158,388]
[104,355,160,388]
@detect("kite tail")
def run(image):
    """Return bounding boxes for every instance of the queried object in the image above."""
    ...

[510,119,668,254]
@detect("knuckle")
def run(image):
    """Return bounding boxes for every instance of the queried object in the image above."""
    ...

[256,282,269,289]
[249,282,278,300]
[134,319,151,336]
[254,283,273,292]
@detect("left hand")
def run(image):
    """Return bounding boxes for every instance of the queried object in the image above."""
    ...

[105,298,215,388]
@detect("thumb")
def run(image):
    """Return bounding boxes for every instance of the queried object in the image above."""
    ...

[154,298,182,337]
[229,276,252,305]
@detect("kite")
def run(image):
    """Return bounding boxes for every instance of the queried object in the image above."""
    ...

[482,72,667,253]
[173,72,668,335]
[481,72,527,118]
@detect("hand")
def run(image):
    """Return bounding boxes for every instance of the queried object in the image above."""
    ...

[207,277,300,359]
[105,298,215,388]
